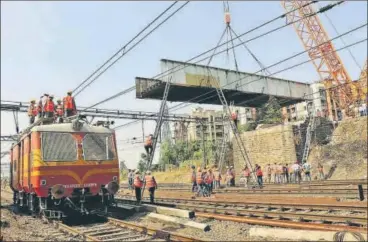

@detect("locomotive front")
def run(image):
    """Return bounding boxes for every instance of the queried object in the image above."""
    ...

[11,121,120,219]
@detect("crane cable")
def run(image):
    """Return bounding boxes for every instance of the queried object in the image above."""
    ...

[84,1,318,110]
[113,31,367,130]
[72,1,189,98]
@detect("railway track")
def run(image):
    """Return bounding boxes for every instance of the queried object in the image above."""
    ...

[56,217,202,241]
[116,196,368,228]
[120,179,368,189]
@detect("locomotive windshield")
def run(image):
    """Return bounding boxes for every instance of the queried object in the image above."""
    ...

[41,132,78,161]
[82,133,116,161]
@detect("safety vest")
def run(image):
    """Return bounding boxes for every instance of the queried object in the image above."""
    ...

[213,171,221,181]
[28,105,38,116]
[44,99,55,112]
[134,175,143,188]
[63,96,75,110]
[145,175,156,188]
[243,169,250,177]
[55,104,63,116]
[231,113,237,120]
[256,168,263,177]
[145,136,152,146]
[318,166,323,172]
[196,172,203,184]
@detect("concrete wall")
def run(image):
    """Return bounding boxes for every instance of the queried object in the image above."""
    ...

[232,125,297,180]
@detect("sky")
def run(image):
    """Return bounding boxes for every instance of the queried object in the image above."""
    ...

[1,1,367,169]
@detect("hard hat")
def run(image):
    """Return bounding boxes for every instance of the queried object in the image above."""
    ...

[57,99,61,102]
[30,99,36,103]
[67,90,72,94]
[197,167,202,172]
[50,95,54,98]
[146,171,151,175]
[44,93,49,96]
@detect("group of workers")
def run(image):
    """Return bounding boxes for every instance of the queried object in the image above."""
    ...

[128,169,158,204]
[27,91,77,125]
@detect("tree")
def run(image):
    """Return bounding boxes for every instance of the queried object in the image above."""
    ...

[257,96,283,124]
[137,153,148,172]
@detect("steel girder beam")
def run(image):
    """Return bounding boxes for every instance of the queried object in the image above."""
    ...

[0,135,18,142]
[1,100,202,123]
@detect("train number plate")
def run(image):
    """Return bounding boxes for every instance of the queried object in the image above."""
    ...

[63,183,97,188]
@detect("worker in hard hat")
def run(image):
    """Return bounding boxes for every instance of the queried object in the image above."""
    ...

[27,99,38,125]
[145,171,157,204]
[63,90,77,117]
[37,95,43,118]
[40,94,49,118]
[55,99,64,123]
[44,95,55,119]
[133,170,143,204]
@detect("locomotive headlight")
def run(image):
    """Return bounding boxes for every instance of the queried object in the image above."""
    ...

[105,181,119,195]
[51,184,65,199]
[112,176,118,182]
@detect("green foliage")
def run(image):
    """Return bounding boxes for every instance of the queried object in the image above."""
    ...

[257,96,283,124]
[137,153,148,172]
[238,122,257,132]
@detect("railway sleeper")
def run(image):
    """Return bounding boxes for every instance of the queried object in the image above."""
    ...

[87,228,122,236]
[103,234,146,241]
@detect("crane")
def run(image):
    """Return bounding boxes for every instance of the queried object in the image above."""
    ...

[281,1,358,120]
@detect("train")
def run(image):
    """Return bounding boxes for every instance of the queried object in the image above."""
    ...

[9,117,120,219]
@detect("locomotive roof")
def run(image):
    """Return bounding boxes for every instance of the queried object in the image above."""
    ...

[31,123,114,133]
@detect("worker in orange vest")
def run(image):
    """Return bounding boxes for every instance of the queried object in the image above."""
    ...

[55,99,64,123]
[133,170,143,204]
[204,168,214,194]
[190,165,197,192]
[27,100,38,125]
[144,170,157,204]
[231,110,239,129]
[196,167,204,191]
[44,95,55,118]
[255,164,263,188]
[63,90,77,117]
[243,166,251,188]
[213,168,222,190]
[144,134,153,156]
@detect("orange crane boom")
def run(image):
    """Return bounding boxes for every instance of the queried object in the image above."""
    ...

[358,60,367,101]
[281,1,357,120]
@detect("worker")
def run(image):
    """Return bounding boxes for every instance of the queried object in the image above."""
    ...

[278,163,284,183]
[133,170,143,204]
[190,165,197,192]
[265,164,272,183]
[37,96,43,118]
[63,90,77,117]
[231,110,239,129]
[55,99,64,123]
[243,166,251,188]
[317,163,324,180]
[204,169,214,194]
[291,162,301,184]
[213,168,221,189]
[225,166,233,187]
[284,163,289,183]
[230,166,235,186]
[255,164,263,188]
[288,164,294,183]
[196,167,204,191]
[272,163,278,183]
[44,95,55,118]
[144,134,153,156]
[27,100,38,125]
[145,171,157,204]
[303,161,311,182]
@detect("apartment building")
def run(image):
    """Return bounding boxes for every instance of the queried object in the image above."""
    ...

[283,82,327,123]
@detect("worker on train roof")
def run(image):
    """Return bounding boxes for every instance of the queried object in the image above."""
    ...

[30,99,36,103]
[67,90,72,94]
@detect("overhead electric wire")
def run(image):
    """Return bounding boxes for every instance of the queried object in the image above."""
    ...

[85,0,318,110]
[73,1,189,98]
[114,33,367,130]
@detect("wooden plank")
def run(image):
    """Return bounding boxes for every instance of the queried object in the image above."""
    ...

[144,204,195,218]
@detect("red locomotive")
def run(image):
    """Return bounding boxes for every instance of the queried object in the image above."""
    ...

[9,117,120,219]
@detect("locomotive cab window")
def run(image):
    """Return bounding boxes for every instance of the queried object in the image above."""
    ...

[41,132,78,161]
[82,133,116,161]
